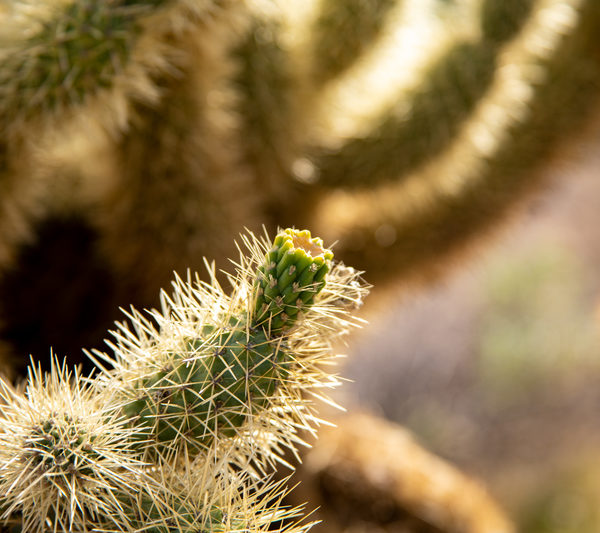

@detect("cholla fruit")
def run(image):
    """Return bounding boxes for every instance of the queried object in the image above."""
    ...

[94,228,367,462]
[254,228,334,334]
[0,359,148,533]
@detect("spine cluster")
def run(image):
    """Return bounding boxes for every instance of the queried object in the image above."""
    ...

[0,228,368,532]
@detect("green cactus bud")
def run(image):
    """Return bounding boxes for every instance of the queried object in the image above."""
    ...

[253,228,333,334]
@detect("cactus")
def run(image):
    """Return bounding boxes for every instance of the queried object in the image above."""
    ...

[0,228,368,531]
[0,359,148,532]
[309,0,600,282]
[0,1,598,529]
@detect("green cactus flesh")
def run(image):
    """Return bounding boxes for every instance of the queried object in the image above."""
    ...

[123,323,289,451]
[0,0,167,126]
[128,498,230,533]
[24,415,99,479]
[253,229,333,334]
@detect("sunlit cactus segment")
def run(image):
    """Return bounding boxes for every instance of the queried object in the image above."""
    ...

[110,228,355,457]
[122,322,288,452]
[253,228,334,334]
[124,493,231,533]
[0,360,146,533]
[0,0,164,128]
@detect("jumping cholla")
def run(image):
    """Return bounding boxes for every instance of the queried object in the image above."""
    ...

[0,228,369,532]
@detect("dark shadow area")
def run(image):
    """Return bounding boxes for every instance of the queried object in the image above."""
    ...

[0,215,117,377]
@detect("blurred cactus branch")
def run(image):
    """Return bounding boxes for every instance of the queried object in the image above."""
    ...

[309,0,398,86]
[232,15,301,217]
[292,412,515,533]
[312,0,600,283]
[313,0,535,190]
[0,0,172,139]
[480,0,535,45]
[95,16,260,306]
[314,41,497,189]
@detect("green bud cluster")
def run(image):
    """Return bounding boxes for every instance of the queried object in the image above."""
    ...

[24,415,98,478]
[253,229,333,334]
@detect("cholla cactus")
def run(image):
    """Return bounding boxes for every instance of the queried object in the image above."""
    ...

[0,359,148,532]
[0,1,597,528]
[0,228,368,532]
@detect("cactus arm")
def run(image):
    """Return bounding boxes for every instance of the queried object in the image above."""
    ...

[94,13,262,307]
[480,0,535,45]
[312,0,537,190]
[309,0,398,86]
[0,359,150,533]
[95,229,366,463]
[0,0,166,137]
[314,40,497,189]
[232,16,303,215]
[313,0,600,284]
[0,0,237,140]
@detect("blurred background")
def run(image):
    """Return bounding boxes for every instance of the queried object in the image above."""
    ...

[2,0,600,531]
[342,119,600,532]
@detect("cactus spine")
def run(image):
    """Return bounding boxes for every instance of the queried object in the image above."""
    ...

[0,228,367,531]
